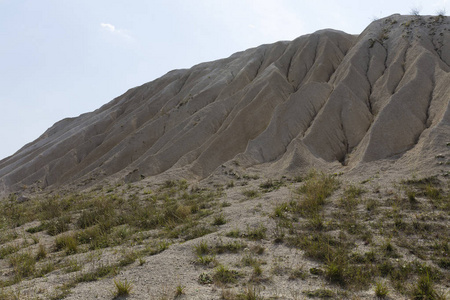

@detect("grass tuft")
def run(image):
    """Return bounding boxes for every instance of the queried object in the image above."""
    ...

[113,278,133,296]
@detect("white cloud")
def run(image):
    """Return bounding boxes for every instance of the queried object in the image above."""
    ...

[100,23,133,40]
[100,23,116,32]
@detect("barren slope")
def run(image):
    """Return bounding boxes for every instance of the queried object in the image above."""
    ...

[1,14,449,195]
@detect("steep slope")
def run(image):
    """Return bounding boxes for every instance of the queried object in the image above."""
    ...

[1,14,449,194]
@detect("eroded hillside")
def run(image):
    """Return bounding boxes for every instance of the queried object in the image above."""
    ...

[1,14,449,195]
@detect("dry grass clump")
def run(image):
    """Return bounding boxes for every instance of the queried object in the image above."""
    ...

[113,278,133,297]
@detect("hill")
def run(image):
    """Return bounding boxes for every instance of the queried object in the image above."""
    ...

[1,14,449,196]
[0,14,448,300]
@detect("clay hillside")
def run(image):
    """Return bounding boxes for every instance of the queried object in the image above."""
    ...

[1,14,449,195]
[0,14,449,300]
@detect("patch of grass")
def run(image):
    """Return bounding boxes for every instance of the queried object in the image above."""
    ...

[55,234,78,255]
[0,244,20,259]
[143,240,170,256]
[215,240,247,254]
[76,264,117,283]
[411,272,441,300]
[198,272,213,284]
[296,170,339,214]
[119,250,138,267]
[245,224,267,240]
[175,284,185,297]
[425,185,441,201]
[226,228,241,238]
[238,285,264,299]
[46,215,71,236]
[213,265,241,284]
[64,258,82,273]
[365,198,378,212]
[259,179,284,192]
[339,185,365,211]
[9,252,36,281]
[242,189,260,199]
[325,258,346,285]
[113,278,133,297]
[35,244,47,261]
[241,254,261,267]
[403,176,439,186]
[288,233,340,262]
[194,241,211,256]
[212,213,227,226]
[273,202,291,219]
[26,223,46,234]
[196,255,217,267]
[242,174,259,180]
[302,288,334,298]
[251,245,265,255]
[374,281,389,298]
[37,261,55,277]
[289,266,307,280]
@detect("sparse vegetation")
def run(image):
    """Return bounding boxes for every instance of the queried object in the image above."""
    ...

[0,172,448,299]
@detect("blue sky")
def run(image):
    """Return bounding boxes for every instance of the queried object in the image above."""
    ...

[0,0,448,160]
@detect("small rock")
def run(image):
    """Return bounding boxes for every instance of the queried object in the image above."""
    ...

[17,195,30,203]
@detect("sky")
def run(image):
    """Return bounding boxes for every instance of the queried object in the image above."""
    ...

[0,0,449,160]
